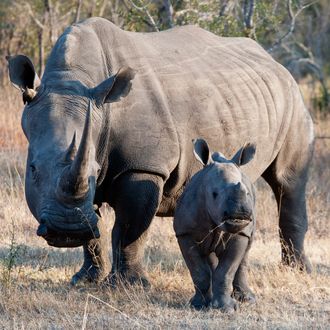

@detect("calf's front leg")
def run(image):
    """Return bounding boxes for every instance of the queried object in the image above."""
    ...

[177,235,212,309]
[212,234,249,312]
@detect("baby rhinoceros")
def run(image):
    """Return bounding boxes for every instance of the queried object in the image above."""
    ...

[174,138,257,312]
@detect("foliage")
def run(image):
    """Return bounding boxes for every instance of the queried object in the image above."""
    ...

[0,0,329,112]
[1,220,25,287]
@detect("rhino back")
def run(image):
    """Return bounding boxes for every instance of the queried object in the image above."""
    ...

[41,18,310,195]
[92,20,304,185]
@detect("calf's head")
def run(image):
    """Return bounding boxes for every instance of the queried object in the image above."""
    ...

[193,139,256,234]
[7,55,135,247]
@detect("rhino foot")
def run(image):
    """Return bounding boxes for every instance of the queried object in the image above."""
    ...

[71,265,107,286]
[212,296,238,313]
[103,272,151,290]
[190,294,210,310]
[232,289,256,304]
[282,252,312,274]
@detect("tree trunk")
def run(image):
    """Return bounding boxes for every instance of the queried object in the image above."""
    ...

[38,29,44,77]
[75,0,83,23]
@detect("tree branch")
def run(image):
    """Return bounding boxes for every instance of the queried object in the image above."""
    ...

[268,0,318,53]
[243,0,255,29]
[75,0,83,23]
[25,3,45,30]
[127,0,159,32]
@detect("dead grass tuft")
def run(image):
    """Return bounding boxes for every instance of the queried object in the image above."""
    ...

[0,89,329,328]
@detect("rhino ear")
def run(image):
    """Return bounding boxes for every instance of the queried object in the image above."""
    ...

[193,138,210,166]
[232,143,256,166]
[6,55,40,104]
[92,67,135,106]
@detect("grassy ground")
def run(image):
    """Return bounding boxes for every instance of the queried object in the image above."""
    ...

[0,87,329,329]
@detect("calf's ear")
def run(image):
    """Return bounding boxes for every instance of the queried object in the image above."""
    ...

[232,143,256,166]
[92,67,135,106]
[6,55,40,104]
[193,138,210,166]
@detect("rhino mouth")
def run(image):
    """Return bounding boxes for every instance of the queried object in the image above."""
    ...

[40,229,89,248]
[219,215,252,234]
[36,207,100,247]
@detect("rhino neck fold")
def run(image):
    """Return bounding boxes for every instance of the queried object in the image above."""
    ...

[95,105,111,187]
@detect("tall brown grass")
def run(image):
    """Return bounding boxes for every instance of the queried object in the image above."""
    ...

[0,86,329,328]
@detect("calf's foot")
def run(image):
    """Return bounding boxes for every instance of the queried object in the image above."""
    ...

[212,295,238,313]
[190,294,211,310]
[232,288,256,303]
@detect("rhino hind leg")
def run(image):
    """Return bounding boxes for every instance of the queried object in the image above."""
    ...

[262,135,313,273]
[71,213,110,285]
[106,171,164,288]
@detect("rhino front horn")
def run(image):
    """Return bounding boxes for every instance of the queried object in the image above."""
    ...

[68,101,93,197]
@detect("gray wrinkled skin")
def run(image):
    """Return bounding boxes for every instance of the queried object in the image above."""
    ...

[7,17,314,285]
[174,139,257,312]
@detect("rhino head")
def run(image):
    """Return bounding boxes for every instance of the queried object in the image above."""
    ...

[7,55,135,247]
[193,138,256,234]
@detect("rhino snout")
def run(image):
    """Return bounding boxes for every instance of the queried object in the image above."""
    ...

[218,210,253,234]
[36,210,100,247]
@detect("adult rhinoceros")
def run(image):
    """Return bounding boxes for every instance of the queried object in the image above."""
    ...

[7,17,314,285]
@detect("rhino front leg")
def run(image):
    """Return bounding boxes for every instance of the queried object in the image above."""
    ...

[71,213,110,285]
[107,172,163,288]
[212,234,249,312]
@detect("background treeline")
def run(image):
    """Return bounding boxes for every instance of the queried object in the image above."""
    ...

[0,0,329,112]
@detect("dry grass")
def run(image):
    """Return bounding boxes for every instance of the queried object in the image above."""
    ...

[0,86,329,329]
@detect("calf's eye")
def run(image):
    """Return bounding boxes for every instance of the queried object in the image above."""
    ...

[30,164,36,173]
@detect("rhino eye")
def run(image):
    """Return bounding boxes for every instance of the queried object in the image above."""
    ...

[212,191,218,199]
[30,164,39,181]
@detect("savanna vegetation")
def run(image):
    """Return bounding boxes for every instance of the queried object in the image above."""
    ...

[0,0,329,328]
